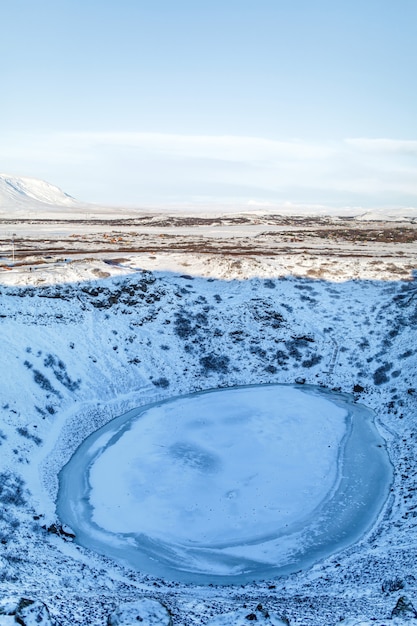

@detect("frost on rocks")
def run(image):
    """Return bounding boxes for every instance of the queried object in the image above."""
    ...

[0,597,52,626]
[336,596,417,625]
[206,603,289,625]
[391,595,417,619]
[107,598,173,626]
[337,617,417,626]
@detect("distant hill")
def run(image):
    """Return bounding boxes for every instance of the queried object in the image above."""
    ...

[0,174,79,210]
[1,174,416,222]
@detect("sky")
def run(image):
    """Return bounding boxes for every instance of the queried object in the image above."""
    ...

[1,0,417,210]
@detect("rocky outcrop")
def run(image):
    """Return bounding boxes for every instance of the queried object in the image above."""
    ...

[0,597,52,625]
[107,598,173,626]
[391,595,417,619]
[206,603,289,625]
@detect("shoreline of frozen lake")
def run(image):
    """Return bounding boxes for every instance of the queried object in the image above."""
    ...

[57,384,392,584]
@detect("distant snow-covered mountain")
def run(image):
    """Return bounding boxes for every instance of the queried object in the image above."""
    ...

[1,174,416,221]
[0,174,79,210]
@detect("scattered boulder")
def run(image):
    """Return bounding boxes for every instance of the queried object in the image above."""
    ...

[107,598,173,626]
[391,596,417,619]
[337,617,380,626]
[336,614,417,625]
[383,577,405,594]
[44,522,76,540]
[0,598,17,616]
[206,603,289,625]
[295,377,305,385]
[0,597,52,625]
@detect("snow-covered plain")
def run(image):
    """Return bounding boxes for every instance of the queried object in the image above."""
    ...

[2,177,417,625]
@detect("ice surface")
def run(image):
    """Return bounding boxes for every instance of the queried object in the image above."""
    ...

[89,386,346,544]
[57,384,392,583]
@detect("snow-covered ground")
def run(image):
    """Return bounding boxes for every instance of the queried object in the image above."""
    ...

[2,177,417,625]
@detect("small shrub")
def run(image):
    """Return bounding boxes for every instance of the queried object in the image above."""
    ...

[358,338,370,350]
[200,354,230,374]
[400,350,413,359]
[33,370,60,396]
[0,509,21,544]
[373,362,393,385]
[285,341,302,361]
[275,350,289,366]
[174,312,196,339]
[229,330,246,343]
[0,472,26,507]
[382,577,404,594]
[195,312,208,326]
[152,377,170,388]
[302,354,322,368]
[353,384,365,393]
[43,354,81,391]
[250,345,267,359]
[16,427,42,446]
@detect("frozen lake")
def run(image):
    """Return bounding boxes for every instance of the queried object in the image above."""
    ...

[57,385,392,584]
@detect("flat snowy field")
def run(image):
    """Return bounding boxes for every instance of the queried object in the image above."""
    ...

[1,202,417,624]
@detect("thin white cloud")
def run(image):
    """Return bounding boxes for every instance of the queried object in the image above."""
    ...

[345,138,417,155]
[48,131,335,163]
[1,131,416,208]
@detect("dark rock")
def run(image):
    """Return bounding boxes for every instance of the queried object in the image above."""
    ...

[382,576,404,593]
[45,522,75,540]
[108,598,173,625]
[391,595,417,619]
[0,597,52,625]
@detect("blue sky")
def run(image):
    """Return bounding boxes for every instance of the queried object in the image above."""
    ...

[2,0,416,208]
